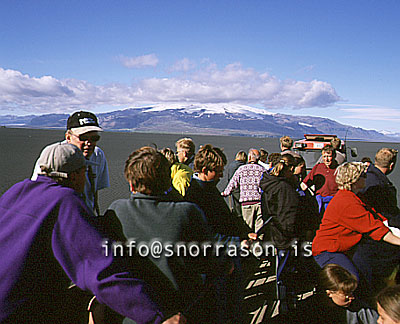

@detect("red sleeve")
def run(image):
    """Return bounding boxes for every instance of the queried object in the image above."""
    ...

[339,200,389,241]
[303,164,317,185]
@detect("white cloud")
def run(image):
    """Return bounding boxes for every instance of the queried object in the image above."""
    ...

[170,58,196,72]
[0,64,341,114]
[117,54,159,68]
[340,106,400,121]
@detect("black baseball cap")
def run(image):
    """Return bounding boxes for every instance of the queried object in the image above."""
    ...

[67,111,103,135]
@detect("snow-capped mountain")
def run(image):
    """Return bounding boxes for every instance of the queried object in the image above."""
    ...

[0,103,396,141]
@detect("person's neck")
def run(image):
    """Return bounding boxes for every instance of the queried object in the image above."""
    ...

[197,173,212,182]
[376,164,389,175]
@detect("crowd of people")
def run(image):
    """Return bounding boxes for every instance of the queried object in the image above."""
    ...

[1,110,400,324]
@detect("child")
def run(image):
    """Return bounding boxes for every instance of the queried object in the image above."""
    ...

[293,264,378,324]
[376,285,400,324]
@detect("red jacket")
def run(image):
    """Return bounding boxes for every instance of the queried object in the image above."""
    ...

[312,190,389,256]
[303,163,338,197]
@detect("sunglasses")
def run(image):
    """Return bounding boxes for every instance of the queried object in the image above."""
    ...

[71,132,101,142]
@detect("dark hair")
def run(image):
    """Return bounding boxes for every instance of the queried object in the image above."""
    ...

[322,144,336,156]
[259,149,268,163]
[376,285,400,323]
[361,157,372,164]
[160,147,177,165]
[319,264,358,295]
[125,146,171,195]
[268,153,282,167]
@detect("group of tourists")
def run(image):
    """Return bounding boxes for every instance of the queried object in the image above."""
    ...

[1,111,400,324]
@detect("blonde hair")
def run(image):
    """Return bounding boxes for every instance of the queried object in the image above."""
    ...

[280,136,293,149]
[175,138,195,155]
[375,148,398,168]
[235,150,247,163]
[335,162,367,191]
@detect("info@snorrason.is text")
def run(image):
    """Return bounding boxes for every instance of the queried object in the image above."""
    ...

[102,239,313,259]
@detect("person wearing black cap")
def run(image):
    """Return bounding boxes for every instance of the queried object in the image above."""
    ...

[32,111,110,215]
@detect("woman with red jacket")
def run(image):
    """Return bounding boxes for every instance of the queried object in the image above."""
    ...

[312,162,400,281]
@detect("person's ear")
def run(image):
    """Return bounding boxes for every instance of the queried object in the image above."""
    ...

[326,290,333,298]
[201,167,208,175]
[129,182,136,193]
[65,131,71,142]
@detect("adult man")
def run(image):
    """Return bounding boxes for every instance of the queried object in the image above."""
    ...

[280,135,300,158]
[222,149,266,234]
[316,137,346,165]
[225,150,247,218]
[0,143,181,324]
[352,148,400,296]
[32,111,109,215]
[175,138,195,170]
[106,146,219,323]
[301,145,339,216]
[361,148,399,223]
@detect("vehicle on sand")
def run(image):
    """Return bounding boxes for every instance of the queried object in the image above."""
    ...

[293,134,358,171]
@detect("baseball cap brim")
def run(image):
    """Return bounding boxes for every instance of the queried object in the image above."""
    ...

[70,126,103,135]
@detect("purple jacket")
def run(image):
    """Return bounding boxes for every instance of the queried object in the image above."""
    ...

[0,177,164,323]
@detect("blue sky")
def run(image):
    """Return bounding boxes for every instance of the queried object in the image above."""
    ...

[1,0,400,133]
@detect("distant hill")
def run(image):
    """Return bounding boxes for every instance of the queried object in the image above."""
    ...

[0,103,398,141]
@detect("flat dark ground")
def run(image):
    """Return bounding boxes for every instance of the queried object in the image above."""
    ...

[2,127,400,212]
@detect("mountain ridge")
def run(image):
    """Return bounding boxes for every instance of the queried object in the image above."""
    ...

[0,103,398,142]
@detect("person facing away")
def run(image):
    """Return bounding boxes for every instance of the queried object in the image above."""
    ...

[294,264,378,324]
[175,137,196,170]
[222,148,266,234]
[0,142,182,324]
[105,146,221,324]
[360,148,399,224]
[259,154,300,315]
[32,111,109,215]
[280,135,301,158]
[301,144,339,217]
[160,147,193,197]
[225,150,248,218]
[258,148,269,169]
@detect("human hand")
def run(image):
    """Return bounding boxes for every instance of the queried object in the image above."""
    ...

[162,312,187,324]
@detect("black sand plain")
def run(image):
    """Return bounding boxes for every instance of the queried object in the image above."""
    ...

[1,127,400,322]
[1,127,400,213]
